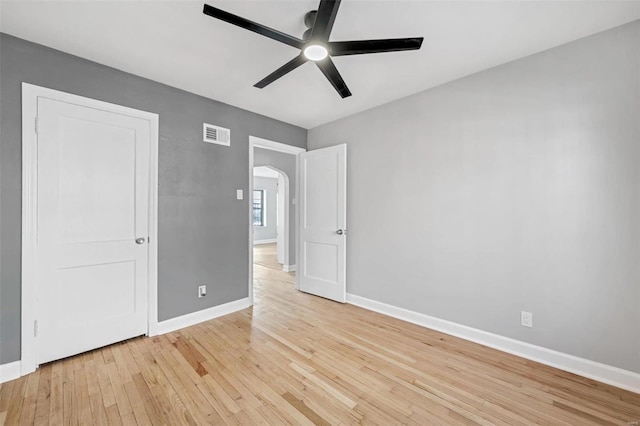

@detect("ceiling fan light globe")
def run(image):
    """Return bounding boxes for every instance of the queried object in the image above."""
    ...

[304,44,328,61]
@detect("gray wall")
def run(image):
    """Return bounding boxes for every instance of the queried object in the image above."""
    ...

[308,21,640,373]
[0,33,306,364]
[252,176,278,242]
[254,148,298,267]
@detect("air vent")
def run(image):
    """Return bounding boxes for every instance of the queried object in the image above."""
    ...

[203,123,230,146]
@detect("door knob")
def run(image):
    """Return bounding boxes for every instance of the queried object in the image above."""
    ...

[336,229,345,235]
[136,238,146,245]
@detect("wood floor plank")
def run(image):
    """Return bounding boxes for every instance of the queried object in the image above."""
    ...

[282,391,331,426]
[105,360,137,425]
[32,364,52,426]
[155,344,225,424]
[0,380,14,416]
[128,372,166,426]
[17,372,39,426]
[1,243,639,425]
[88,393,109,426]
[104,402,123,426]
[72,360,92,425]
[136,338,194,426]
[47,361,63,426]
[4,373,27,425]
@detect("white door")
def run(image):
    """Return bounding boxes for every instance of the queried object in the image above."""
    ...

[36,97,150,364]
[276,174,285,264]
[298,144,347,302]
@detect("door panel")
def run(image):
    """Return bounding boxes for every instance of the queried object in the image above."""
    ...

[36,97,150,364]
[57,117,136,243]
[304,153,339,230]
[57,261,136,327]
[298,144,346,303]
[304,242,338,282]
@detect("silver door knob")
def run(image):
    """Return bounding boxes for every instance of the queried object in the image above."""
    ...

[336,229,345,235]
[136,238,146,245]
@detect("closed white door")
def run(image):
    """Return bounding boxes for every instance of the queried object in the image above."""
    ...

[298,144,347,302]
[36,97,150,364]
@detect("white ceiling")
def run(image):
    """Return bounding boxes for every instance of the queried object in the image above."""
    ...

[1,1,638,129]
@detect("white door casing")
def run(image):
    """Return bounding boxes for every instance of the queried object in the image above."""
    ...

[277,173,285,265]
[298,144,347,303]
[21,83,159,373]
[248,136,305,304]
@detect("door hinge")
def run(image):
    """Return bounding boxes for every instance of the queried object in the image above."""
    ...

[34,117,39,135]
[34,320,38,337]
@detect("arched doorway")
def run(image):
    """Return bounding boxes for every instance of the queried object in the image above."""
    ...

[252,165,290,270]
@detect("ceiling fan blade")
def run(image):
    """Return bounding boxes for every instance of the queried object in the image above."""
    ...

[254,55,308,88]
[316,57,351,98]
[203,4,304,49]
[330,37,424,56]
[310,0,341,41]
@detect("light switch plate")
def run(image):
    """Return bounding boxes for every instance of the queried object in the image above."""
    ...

[236,189,243,200]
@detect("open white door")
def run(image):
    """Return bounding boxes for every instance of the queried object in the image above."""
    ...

[298,144,347,302]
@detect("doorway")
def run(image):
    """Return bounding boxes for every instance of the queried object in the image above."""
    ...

[21,84,159,374]
[248,137,305,303]
[253,166,289,271]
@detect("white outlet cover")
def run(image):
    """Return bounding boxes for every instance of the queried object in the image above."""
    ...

[521,311,533,328]
[236,189,243,200]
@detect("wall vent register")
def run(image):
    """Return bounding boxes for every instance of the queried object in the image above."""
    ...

[203,123,230,146]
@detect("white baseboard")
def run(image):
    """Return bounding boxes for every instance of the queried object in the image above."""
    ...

[155,297,252,335]
[283,264,296,272]
[253,239,277,245]
[0,360,22,384]
[346,293,640,394]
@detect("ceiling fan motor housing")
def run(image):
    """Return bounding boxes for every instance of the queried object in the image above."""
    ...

[303,11,318,41]
[304,10,317,30]
[302,28,313,41]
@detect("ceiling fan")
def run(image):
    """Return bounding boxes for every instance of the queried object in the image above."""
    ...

[203,0,424,98]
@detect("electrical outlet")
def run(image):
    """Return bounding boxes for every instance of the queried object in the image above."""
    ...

[521,311,533,328]
[236,189,243,200]
[198,285,207,298]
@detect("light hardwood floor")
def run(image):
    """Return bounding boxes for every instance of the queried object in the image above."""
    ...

[1,244,639,425]
[253,243,283,272]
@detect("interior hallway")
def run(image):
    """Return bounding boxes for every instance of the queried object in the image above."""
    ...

[253,243,287,273]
